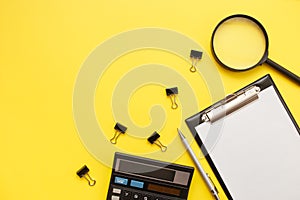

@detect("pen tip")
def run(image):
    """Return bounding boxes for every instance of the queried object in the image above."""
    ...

[177,128,185,138]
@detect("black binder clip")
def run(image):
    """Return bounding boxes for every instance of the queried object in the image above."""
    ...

[76,165,96,186]
[190,50,203,72]
[147,131,167,152]
[166,87,178,109]
[110,122,127,144]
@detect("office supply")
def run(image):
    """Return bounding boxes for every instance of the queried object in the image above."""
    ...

[186,75,300,200]
[106,152,194,200]
[189,50,203,72]
[166,87,179,109]
[178,128,220,200]
[147,131,167,152]
[110,122,127,144]
[211,14,300,85]
[76,165,96,186]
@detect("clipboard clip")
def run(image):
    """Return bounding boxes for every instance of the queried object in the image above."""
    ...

[201,86,261,123]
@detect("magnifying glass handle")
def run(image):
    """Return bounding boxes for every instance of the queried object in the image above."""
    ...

[266,58,300,85]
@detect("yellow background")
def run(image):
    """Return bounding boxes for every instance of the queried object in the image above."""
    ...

[1,0,300,200]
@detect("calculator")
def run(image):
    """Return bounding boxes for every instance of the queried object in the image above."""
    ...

[106,152,194,200]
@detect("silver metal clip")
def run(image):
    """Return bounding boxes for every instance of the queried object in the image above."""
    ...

[202,86,261,123]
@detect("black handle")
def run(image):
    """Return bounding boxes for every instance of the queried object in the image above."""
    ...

[266,58,300,85]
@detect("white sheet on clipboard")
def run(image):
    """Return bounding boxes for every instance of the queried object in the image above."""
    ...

[195,85,300,200]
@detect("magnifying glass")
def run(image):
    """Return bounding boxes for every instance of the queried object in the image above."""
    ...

[211,14,300,85]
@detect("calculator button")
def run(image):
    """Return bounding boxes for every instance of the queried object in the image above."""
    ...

[114,177,128,185]
[133,192,141,199]
[130,180,144,189]
[122,190,131,200]
[142,194,153,200]
[112,188,122,194]
[153,197,167,200]
[111,195,120,200]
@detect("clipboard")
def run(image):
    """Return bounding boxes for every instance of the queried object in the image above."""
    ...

[186,75,300,200]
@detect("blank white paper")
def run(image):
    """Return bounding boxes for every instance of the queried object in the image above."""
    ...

[196,86,300,200]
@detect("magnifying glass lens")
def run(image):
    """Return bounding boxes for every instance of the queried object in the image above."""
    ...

[212,17,267,70]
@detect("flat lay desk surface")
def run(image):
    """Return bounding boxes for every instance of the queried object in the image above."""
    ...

[0,1,299,199]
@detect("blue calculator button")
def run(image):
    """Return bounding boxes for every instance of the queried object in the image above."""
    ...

[130,180,144,189]
[114,177,128,185]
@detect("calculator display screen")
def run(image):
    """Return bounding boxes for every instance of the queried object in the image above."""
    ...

[118,160,176,182]
[147,183,181,196]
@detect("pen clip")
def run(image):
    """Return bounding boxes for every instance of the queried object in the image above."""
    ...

[207,173,219,194]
